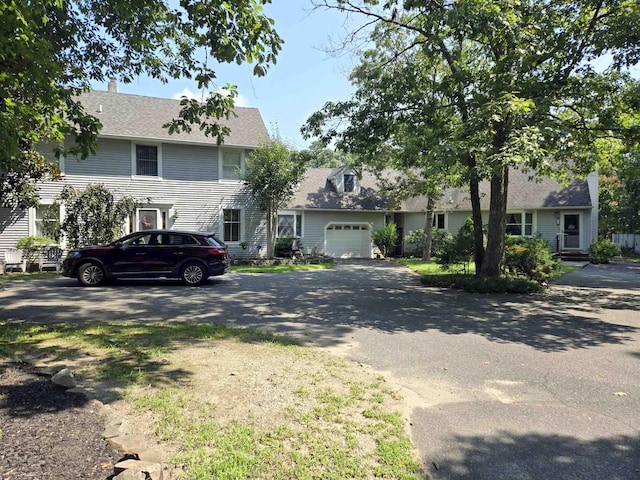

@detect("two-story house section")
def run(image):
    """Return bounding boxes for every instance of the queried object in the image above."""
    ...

[0,82,271,258]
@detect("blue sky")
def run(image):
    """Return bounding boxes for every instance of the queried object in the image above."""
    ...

[107,2,355,150]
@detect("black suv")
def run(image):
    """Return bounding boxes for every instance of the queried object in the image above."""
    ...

[62,230,228,286]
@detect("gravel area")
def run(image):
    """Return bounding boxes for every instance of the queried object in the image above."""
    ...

[0,362,120,480]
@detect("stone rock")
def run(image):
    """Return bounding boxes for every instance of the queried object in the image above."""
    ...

[114,459,164,480]
[51,368,76,388]
[107,433,147,454]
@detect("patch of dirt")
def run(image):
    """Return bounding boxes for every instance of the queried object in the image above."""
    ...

[0,363,120,480]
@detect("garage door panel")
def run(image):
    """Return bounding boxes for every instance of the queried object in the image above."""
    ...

[325,224,371,258]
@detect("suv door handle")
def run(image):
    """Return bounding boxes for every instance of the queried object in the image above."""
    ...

[135,252,147,256]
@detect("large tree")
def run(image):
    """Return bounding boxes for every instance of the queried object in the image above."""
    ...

[243,139,307,259]
[1,0,282,208]
[305,0,640,276]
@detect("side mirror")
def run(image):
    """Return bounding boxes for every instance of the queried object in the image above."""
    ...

[115,241,124,248]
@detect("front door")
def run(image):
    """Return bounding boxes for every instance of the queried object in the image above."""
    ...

[563,214,581,249]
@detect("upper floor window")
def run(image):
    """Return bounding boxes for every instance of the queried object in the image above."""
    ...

[277,213,302,237]
[135,144,160,177]
[344,174,355,193]
[221,150,243,180]
[223,208,241,242]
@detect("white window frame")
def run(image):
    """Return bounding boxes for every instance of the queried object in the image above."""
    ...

[277,211,303,238]
[131,142,162,179]
[505,211,535,237]
[219,149,245,182]
[220,206,244,243]
[432,213,447,230]
[29,202,63,240]
[136,208,162,231]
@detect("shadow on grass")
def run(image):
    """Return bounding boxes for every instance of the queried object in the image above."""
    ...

[0,320,299,416]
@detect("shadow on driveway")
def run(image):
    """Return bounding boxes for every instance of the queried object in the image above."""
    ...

[1,260,638,353]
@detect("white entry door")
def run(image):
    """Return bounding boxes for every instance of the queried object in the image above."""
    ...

[563,213,581,250]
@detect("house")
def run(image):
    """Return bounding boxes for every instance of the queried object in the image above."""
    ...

[0,83,599,262]
[282,166,599,258]
[0,82,272,260]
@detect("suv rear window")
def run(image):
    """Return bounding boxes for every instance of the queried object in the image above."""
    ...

[205,235,225,247]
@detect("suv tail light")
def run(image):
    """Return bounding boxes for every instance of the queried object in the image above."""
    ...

[208,248,226,255]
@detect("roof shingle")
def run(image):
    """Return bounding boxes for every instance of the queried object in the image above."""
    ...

[78,89,269,148]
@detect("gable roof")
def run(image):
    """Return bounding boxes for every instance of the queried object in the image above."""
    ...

[286,168,389,211]
[289,168,593,212]
[427,171,593,212]
[78,90,269,148]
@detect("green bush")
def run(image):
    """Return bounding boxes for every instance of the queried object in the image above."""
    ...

[432,230,454,257]
[275,236,303,258]
[16,236,57,265]
[405,228,453,258]
[589,239,621,264]
[504,236,559,284]
[436,218,475,271]
[420,274,543,294]
[372,223,397,257]
[405,228,425,257]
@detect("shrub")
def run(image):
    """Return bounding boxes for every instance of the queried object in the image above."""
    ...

[589,239,621,264]
[405,228,453,258]
[404,228,425,257]
[275,236,303,258]
[16,236,56,265]
[420,274,543,294]
[504,236,559,284]
[432,230,454,257]
[436,218,475,271]
[372,223,397,257]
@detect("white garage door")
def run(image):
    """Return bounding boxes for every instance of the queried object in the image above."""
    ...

[325,224,371,258]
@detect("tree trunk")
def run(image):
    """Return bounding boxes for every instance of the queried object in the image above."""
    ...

[466,157,485,273]
[422,196,435,261]
[480,166,509,277]
[266,200,277,259]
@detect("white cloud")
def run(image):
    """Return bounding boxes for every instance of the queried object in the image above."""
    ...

[172,87,251,108]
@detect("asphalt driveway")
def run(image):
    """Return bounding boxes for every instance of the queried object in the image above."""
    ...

[1,261,639,479]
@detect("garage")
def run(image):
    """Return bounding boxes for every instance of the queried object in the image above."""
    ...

[325,223,372,258]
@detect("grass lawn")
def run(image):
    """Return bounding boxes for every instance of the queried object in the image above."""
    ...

[230,262,335,274]
[0,320,422,479]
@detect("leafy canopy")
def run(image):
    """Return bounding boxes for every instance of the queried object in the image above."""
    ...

[243,138,307,258]
[1,0,282,208]
[306,0,640,276]
[58,184,142,248]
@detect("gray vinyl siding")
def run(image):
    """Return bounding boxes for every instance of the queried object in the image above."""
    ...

[1,138,268,254]
[162,143,218,182]
[403,213,428,235]
[0,208,28,261]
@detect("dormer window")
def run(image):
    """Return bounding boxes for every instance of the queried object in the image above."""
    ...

[344,174,355,193]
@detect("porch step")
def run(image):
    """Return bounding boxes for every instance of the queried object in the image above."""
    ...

[556,250,590,262]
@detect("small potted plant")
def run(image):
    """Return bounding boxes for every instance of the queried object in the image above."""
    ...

[240,241,249,250]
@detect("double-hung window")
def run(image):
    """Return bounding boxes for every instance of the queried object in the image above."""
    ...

[344,174,355,193]
[277,213,302,237]
[34,204,61,241]
[221,150,242,180]
[432,213,445,230]
[506,212,534,236]
[135,144,160,177]
[223,209,241,242]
